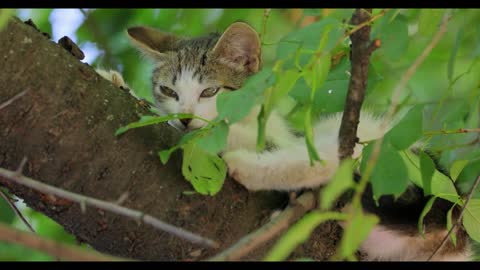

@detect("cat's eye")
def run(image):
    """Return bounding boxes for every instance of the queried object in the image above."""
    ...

[159,86,178,99]
[200,87,221,98]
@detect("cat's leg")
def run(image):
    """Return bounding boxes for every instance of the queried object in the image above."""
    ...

[223,142,339,191]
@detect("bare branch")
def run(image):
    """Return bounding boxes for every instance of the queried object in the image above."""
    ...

[0,189,35,233]
[16,156,28,175]
[0,222,127,261]
[0,167,219,249]
[427,176,480,261]
[0,89,28,111]
[207,192,316,261]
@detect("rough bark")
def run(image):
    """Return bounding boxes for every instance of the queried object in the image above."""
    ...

[338,8,377,160]
[0,17,341,260]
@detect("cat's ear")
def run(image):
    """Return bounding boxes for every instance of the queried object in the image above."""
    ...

[127,26,177,59]
[212,22,261,74]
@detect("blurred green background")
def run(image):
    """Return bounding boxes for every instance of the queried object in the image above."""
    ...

[1,8,479,261]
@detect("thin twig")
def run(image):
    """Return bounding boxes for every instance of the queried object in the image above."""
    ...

[0,167,219,249]
[260,9,271,44]
[207,192,316,261]
[0,89,28,111]
[427,176,480,261]
[424,128,480,136]
[0,222,127,261]
[335,8,391,49]
[0,189,35,233]
[16,156,28,175]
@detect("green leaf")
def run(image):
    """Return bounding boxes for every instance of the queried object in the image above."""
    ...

[0,190,15,224]
[196,121,229,155]
[418,9,444,37]
[384,105,423,150]
[158,127,210,164]
[320,159,355,210]
[373,12,409,60]
[361,142,409,198]
[304,106,321,165]
[277,17,342,66]
[181,142,227,196]
[417,196,437,237]
[339,211,379,258]
[258,67,301,151]
[289,57,382,114]
[446,204,457,246]
[447,27,464,81]
[399,150,459,201]
[268,69,301,112]
[264,211,346,261]
[216,68,273,124]
[450,160,470,182]
[115,114,200,136]
[463,199,480,242]
[304,53,331,91]
[420,151,435,195]
[302,53,331,164]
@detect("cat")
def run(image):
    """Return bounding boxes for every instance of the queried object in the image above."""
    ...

[97,21,472,261]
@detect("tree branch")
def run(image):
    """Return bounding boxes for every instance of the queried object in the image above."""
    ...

[351,9,451,212]
[338,8,379,160]
[0,166,219,249]
[207,192,315,261]
[0,222,127,261]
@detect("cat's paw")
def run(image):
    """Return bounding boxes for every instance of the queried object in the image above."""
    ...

[222,149,259,191]
[96,69,140,99]
[96,69,129,89]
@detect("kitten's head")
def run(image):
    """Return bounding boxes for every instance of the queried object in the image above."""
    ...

[127,22,261,131]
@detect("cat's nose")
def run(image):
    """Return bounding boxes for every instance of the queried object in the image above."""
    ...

[180,118,192,127]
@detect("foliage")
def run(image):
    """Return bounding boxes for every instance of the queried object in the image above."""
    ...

[6,8,480,261]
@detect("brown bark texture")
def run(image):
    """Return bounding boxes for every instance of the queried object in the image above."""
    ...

[0,18,341,260]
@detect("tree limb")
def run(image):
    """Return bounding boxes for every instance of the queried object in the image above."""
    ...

[0,17,291,260]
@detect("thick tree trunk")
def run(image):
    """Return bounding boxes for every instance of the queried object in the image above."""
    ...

[0,17,340,260]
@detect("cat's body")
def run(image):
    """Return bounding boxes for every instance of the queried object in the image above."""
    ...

[97,22,472,261]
